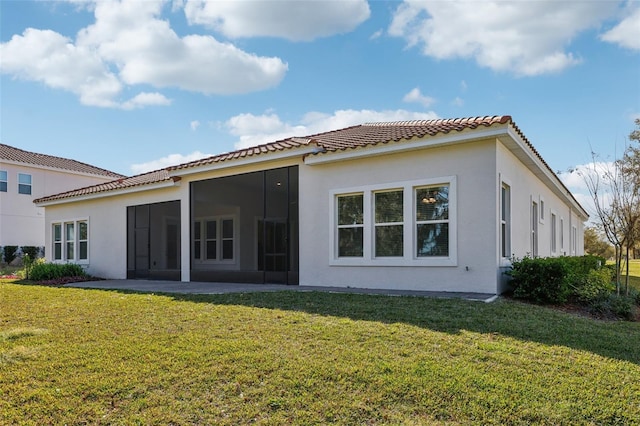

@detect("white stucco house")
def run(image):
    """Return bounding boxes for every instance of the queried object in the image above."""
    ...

[0,144,124,253]
[35,116,587,294]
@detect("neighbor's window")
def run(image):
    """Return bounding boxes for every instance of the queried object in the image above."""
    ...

[374,190,403,257]
[332,177,456,266]
[65,222,75,260]
[193,217,236,262]
[18,173,32,195]
[52,223,62,260]
[337,194,364,257]
[416,185,449,257]
[500,183,511,258]
[0,170,7,192]
[52,219,88,262]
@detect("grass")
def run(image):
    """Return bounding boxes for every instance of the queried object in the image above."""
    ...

[622,259,640,291]
[1,283,639,425]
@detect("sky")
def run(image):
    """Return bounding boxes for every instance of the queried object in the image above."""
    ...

[1,0,639,216]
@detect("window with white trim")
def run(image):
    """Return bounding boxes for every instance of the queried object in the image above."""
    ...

[539,197,545,222]
[52,219,88,262]
[560,218,564,252]
[0,170,7,192]
[193,216,236,263]
[531,201,538,257]
[500,183,511,258]
[374,190,403,257]
[551,213,557,253]
[18,173,31,195]
[337,193,364,257]
[572,225,577,254]
[332,177,456,266]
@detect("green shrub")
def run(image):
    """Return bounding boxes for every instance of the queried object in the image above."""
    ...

[508,256,572,304]
[572,268,614,303]
[3,246,18,264]
[29,262,86,281]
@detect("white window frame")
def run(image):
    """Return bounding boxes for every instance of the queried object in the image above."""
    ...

[500,181,511,260]
[0,170,7,192]
[192,215,238,264]
[572,225,577,255]
[550,211,557,254]
[373,188,404,258]
[531,199,538,257]
[539,195,545,223]
[18,173,32,195]
[560,217,565,253]
[329,176,457,267]
[51,219,89,264]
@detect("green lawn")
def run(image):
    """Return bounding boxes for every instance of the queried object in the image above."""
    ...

[623,259,640,291]
[1,284,639,425]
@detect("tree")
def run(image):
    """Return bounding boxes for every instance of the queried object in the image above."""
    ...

[584,226,614,259]
[581,119,640,295]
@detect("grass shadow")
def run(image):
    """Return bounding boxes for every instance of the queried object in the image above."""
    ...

[59,285,640,366]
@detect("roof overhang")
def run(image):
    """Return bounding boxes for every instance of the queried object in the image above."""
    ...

[168,145,319,177]
[0,158,123,180]
[35,178,181,207]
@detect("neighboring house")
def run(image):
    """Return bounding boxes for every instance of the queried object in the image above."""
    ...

[35,116,587,294]
[0,144,124,251]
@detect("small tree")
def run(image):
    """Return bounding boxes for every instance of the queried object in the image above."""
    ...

[581,120,640,295]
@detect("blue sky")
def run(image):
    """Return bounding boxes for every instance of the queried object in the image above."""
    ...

[1,0,639,213]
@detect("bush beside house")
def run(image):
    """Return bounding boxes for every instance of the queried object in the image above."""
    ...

[508,255,638,320]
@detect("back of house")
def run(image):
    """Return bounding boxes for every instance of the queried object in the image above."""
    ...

[34,116,587,294]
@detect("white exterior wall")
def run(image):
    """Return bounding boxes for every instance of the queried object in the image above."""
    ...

[299,139,501,294]
[43,184,186,279]
[0,162,116,247]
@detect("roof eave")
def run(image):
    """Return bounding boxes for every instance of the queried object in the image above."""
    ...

[34,178,181,207]
[168,144,318,177]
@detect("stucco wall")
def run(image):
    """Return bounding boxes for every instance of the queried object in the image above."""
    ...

[0,162,116,247]
[298,139,501,294]
[44,184,186,279]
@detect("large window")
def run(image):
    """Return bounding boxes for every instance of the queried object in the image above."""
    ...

[500,183,511,258]
[18,173,32,195]
[193,216,236,263]
[0,170,7,192]
[52,220,88,262]
[331,177,456,266]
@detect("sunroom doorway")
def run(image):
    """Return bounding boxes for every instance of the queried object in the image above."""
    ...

[190,166,299,284]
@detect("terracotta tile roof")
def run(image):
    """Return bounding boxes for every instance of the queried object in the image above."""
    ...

[308,115,512,151]
[0,144,125,178]
[34,169,176,203]
[35,115,579,213]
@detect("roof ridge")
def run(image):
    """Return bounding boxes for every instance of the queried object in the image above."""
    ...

[361,115,512,127]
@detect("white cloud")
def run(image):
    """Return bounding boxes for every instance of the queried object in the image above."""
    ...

[402,87,436,107]
[190,120,200,131]
[121,92,172,110]
[451,97,464,107]
[601,5,640,51]
[183,0,370,41]
[0,0,287,108]
[460,80,467,92]
[130,150,212,174]
[558,161,617,220]
[388,0,619,76]
[227,109,439,149]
